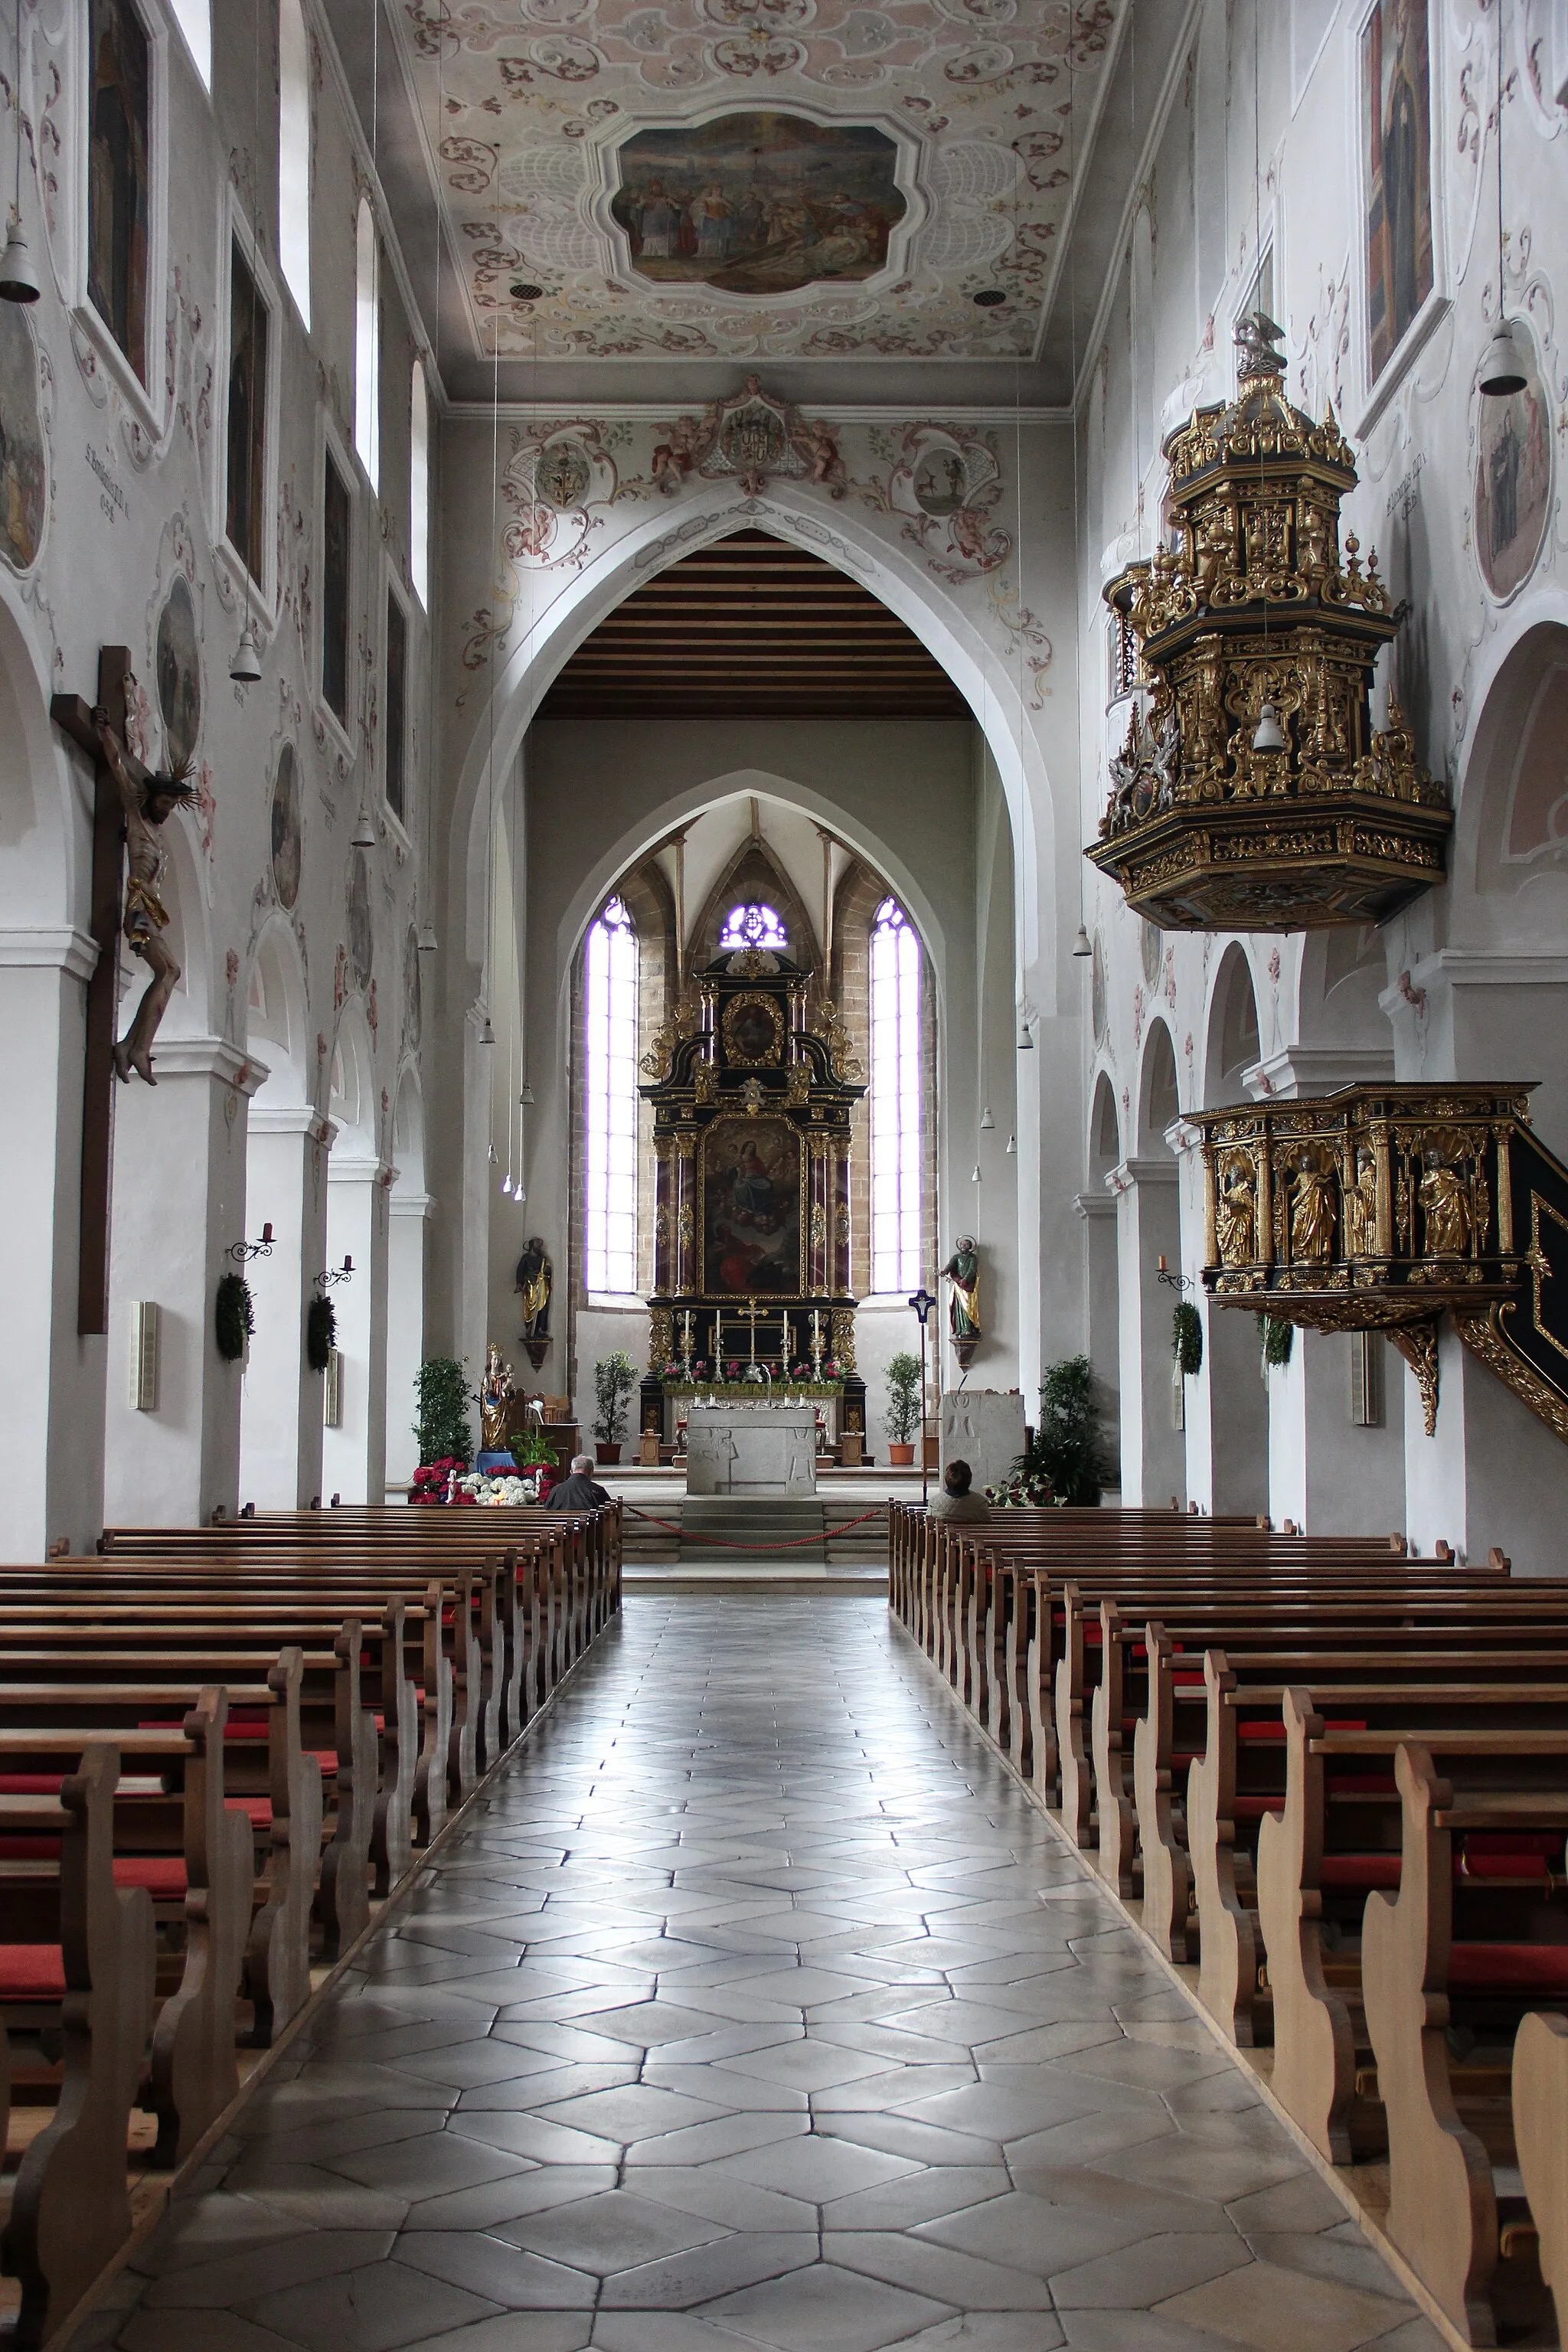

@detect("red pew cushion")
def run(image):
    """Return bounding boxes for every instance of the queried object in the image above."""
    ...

[1449,1945,1568,1994]
[113,1857,188,1898]
[0,1944,66,1998]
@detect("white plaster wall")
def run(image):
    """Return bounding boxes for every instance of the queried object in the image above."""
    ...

[0,0,431,1543]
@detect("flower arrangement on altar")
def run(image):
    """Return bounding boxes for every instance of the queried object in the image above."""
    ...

[661,1375,845,1401]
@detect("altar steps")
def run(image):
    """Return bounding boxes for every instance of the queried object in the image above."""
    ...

[620,1497,889,1570]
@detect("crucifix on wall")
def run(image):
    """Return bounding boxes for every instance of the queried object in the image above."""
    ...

[51,648,196,1334]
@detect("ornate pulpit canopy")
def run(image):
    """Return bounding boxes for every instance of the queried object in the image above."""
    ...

[1089,315,1452,932]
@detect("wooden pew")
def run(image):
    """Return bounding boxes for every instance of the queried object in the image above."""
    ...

[1359,1736,1568,2343]
[0,1742,155,2349]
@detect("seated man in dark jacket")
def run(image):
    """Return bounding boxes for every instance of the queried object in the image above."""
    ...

[547,1452,612,1509]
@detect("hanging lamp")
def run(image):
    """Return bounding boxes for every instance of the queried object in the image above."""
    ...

[0,0,36,302]
[1482,1,1527,397]
[1071,924,1092,958]
[230,619,263,684]
[351,798,376,850]
[416,920,438,954]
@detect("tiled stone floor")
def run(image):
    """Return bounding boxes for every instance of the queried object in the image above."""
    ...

[86,1597,1446,2352]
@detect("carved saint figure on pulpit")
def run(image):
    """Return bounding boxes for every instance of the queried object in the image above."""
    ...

[92,701,196,1085]
[1344,1148,1380,1258]
[479,1343,517,1453]
[1216,1155,1257,1267]
[1289,1152,1338,1263]
[942,1236,982,1361]
[1419,1157,1472,1258]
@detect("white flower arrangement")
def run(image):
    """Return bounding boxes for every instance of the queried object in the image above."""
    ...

[457,1472,543,1506]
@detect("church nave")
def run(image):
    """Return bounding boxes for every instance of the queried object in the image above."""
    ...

[93,1598,1442,2352]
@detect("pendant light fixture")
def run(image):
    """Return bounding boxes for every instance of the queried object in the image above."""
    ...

[416,920,437,954]
[0,0,37,303]
[1481,0,1527,397]
[1252,698,1288,753]
[230,617,263,684]
[351,797,376,850]
[971,1164,982,1184]
[518,1080,534,1106]
[479,1014,495,1046]
[979,1106,995,1132]
[1004,1133,1016,1155]
[1018,1020,1034,1050]
[1072,923,1092,958]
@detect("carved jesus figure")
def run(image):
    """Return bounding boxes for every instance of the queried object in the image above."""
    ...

[92,702,195,1085]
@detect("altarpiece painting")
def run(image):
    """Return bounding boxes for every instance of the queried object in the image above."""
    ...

[702,1119,802,1297]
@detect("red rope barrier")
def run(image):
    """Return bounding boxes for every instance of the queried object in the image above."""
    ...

[623,1504,887,1552]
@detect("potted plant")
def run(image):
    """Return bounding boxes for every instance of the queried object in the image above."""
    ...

[884,1350,923,1468]
[413,1356,472,1475]
[592,1350,637,1465]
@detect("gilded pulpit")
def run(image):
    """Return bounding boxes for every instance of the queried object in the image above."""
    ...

[638,942,867,1457]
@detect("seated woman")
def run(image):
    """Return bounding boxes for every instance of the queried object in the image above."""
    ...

[928,1459,990,1521]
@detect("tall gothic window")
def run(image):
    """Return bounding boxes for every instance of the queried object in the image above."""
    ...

[585,897,638,1295]
[87,0,152,381]
[718,902,787,951]
[354,198,380,488]
[410,361,430,606]
[870,896,922,1294]
[226,235,268,586]
[277,0,310,325]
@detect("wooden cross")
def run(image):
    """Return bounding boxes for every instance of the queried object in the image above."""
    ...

[51,648,139,1337]
[742,1296,763,1366]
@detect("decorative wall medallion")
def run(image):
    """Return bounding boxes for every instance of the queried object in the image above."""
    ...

[609,111,903,297]
[348,847,374,988]
[1473,331,1552,603]
[0,305,46,573]
[270,743,302,911]
[1139,918,1163,989]
[155,573,201,768]
[913,446,968,516]
[537,437,592,511]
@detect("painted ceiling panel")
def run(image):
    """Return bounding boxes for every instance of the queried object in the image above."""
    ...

[395,0,1123,363]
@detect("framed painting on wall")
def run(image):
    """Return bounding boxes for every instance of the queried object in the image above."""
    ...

[1357,0,1444,413]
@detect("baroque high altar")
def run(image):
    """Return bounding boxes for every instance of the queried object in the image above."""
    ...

[637,936,868,1457]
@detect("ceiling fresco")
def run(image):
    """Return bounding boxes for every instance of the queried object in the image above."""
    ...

[396,0,1123,362]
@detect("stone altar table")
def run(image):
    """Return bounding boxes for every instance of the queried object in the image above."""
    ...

[685,1403,818,1496]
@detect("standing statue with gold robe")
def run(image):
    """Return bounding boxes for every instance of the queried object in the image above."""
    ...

[942,1236,982,1369]
[479,1344,517,1455]
[515,1236,553,1370]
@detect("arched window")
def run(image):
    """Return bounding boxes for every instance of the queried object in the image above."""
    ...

[718,901,787,951]
[585,897,638,1295]
[277,0,310,325]
[354,198,380,488]
[870,896,922,1294]
[410,361,430,606]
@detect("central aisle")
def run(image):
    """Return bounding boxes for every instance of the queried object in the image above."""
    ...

[104,1599,1440,2352]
